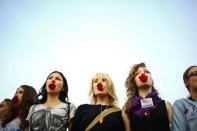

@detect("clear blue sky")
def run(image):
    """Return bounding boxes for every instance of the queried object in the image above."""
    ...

[0,0,196,106]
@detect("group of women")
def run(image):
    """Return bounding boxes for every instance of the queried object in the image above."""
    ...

[1,62,187,131]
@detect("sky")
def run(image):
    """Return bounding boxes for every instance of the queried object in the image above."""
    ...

[0,0,196,107]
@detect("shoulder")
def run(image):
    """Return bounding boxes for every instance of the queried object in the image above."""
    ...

[76,104,91,110]
[164,100,172,113]
[68,102,76,110]
[173,98,189,107]
[29,104,44,111]
[5,118,20,129]
[164,101,173,123]
[74,104,94,114]
[165,101,172,109]
[174,98,188,103]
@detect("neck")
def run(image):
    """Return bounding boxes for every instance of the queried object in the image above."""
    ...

[96,95,110,105]
[138,87,152,98]
[45,94,61,106]
[190,90,197,100]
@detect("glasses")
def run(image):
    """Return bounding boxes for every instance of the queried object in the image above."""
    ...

[188,71,197,78]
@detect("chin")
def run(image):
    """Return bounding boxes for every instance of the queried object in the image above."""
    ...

[138,84,151,89]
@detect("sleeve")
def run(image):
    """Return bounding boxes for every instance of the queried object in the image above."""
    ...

[26,105,35,121]
[2,119,20,130]
[69,103,76,120]
[172,100,187,131]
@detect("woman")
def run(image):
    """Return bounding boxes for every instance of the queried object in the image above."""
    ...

[122,62,172,131]
[26,71,76,131]
[0,98,18,129]
[71,73,125,131]
[0,85,37,130]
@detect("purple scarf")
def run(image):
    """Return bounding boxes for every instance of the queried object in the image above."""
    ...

[130,92,161,119]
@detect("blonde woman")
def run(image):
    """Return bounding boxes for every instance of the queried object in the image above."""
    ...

[71,73,125,131]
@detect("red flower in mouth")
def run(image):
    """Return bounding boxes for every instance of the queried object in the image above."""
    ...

[12,96,19,104]
[139,73,148,82]
[97,83,103,91]
[48,83,56,90]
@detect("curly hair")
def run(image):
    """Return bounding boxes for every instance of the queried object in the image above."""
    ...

[124,62,158,115]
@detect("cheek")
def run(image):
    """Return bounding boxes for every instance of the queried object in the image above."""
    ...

[190,79,197,87]
[134,77,140,86]
[148,76,153,84]
[17,94,23,102]
[0,108,8,114]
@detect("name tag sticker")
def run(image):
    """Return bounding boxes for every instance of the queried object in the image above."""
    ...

[141,98,154,108]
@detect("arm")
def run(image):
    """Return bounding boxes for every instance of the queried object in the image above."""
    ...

[165,101,173,123]
[68,103,76,131]
[172,100,187,131]
[121,106,131,131]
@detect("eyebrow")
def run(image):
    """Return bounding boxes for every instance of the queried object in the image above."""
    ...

[188,71,197,77]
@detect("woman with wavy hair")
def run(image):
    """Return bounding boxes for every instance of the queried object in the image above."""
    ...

[122,62,172,131]
[0,85,37,130]
[26,71,76,131]
[0,98,17,129]
[71,73,125,131]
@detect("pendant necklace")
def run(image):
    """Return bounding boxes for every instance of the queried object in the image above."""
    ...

[99,105,109,124]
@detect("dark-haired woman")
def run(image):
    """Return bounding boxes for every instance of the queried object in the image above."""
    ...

[26,71,76,131]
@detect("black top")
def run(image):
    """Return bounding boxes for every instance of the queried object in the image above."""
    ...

[130,100,170,131]
[71,104,125,131]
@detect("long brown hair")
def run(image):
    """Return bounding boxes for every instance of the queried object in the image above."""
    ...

[16,85,37,129]
[124,62,158,115]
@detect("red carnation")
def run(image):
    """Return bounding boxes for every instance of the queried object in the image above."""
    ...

[139,73,148,82]
[48,83,56,90]
[12,96,19,104]
[97,83,103,91]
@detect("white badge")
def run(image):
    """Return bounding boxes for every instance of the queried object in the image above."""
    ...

[140,98,154,108]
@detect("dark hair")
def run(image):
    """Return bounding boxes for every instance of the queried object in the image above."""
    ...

[16,85,37,129]
[37,71,69,104]
[1,99,18,127]
[124,62,158,115]
[183,65,197,90]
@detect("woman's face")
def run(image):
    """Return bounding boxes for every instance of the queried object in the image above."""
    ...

[0,100,9,119]
[134,67,153,89]
[46,72,64,95]
[92,75,109,97]
[12,87,24,105]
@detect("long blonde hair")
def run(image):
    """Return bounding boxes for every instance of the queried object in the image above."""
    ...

[89,73,118,106]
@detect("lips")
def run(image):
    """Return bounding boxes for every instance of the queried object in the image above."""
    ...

[48,83,56,90]
[97,83,103,91]
[12,96,19,104]
[139,73,148,82]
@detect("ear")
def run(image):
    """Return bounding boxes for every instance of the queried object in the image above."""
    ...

[184,79,190,88]
[184,79,190,91]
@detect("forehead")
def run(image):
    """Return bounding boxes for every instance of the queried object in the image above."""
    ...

[17,87,24,92]
[189,67,197,74]
[49,72,62,77]
[0,101,7,106]
[136,67,148,71]
[93,74,108,79]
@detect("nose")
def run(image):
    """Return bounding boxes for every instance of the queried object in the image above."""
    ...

[51,79,55,83]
